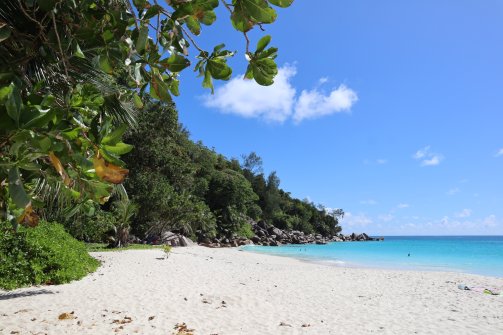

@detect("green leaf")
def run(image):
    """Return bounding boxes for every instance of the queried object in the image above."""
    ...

[150,75,172,103]
[256,35,271,53]
[0,85,12,102]
[268,0,294,8]
[169,79,180,96]
[103,142,134,155]
[133,93,144,109]
[244,64,254,79]
[5,82,22,126]
[231,10,253,32]
[202,68,213,93]
[239,0,277,23]
[162,53,191,72]
[251,58,278,85]
[99,55,113,74]
[136,25,149,54]
[186,16,201,35]
[143,4,163,20]
[207,59,232,80]
[102,30,114,42]
[102,124,128,145]
[38,137,52,152]
[200,10,217,25]
[22,107,54,128]
[8,168,30,209]
[0,25,11,42]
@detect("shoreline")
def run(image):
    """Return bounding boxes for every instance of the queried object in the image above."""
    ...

[1,246,502,334]
[241,246,503,280]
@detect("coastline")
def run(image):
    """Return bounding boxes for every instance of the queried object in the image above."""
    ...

[1,246,502,334]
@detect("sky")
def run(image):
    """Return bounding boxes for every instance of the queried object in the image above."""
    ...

[172,0,503,235]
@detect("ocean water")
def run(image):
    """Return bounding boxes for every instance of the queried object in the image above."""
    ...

[241,236,503,278]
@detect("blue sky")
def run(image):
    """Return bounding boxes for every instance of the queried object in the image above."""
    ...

[173,1,503,235]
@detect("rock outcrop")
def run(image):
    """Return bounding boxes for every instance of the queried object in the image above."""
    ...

[198,220,384,248]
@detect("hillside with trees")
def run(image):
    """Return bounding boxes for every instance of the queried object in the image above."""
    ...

[122,101,344,244]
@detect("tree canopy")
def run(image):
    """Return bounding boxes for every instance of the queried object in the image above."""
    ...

[0,0,293,229]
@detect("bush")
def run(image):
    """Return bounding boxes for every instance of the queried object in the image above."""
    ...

[0,221,100,290]
[236,222,255,239]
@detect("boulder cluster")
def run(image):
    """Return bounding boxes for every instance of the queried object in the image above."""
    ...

[199,220,383,248]
[138,220,383,248]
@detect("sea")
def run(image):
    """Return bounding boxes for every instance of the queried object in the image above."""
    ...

[241,236,503,278]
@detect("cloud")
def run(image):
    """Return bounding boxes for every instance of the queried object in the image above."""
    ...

[341,212,373,228]
[413,146,443,166]
[397,203,409,209]
[203,65,357,123]
[455,209,472,218]
[293,84,358,123]
[495,148,503,157]
[203,65,297,123]
[446,188,460,196]
[483,215,497,228]
[360,199,378,205]
[376,159,388,165]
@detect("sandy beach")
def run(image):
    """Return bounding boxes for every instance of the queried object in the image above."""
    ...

[1,246,502,335]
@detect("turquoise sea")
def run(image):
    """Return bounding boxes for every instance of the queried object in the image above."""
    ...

[241,236,503,278]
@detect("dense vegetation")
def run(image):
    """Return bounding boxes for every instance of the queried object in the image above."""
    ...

[0,0,291,229]
[123,102,344,242]
[0,220,99,290]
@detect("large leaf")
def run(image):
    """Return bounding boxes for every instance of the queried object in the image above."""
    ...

[0,24,11,42]
[136,25,149,54]
[162,53,191,72]
[231,10,254,32]
[256,35,271,54]
[5,82,22,126]
[207,59,232,80]
[251,58,278,85]
[237,0,277,23]
[150,75,172,103]
[268,0,294,8]
[102,124,128,145]
[93,155,128,184]
[8,168,30,209]
[103,142,134,155]
[48,152,72,186]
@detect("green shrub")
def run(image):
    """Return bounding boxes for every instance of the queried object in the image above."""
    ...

[0,221,100,290]
[236,222,255,239]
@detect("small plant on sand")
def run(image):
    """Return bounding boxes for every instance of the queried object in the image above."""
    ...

[163,245,172,259]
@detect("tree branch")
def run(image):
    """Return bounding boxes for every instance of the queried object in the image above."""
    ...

[51,11,69,77]
[126,0,140,31]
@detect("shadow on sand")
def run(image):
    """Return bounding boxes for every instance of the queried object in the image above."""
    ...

[0,289,56,301]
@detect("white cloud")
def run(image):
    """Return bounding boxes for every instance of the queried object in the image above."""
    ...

[203,65,357,124]
[483,215,497,228]
[360,199,378,205]
[203,65,297,123]
[446,188,460,196]
[455,209,472,218]
[397,203,409,209]
[495,148,503,157]
[376,159,388,165]
[413,146,443,166]
[293,84,358,123]
[342,212,373,228]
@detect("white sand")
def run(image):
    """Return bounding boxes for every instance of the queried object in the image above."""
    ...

[1,246,502,335]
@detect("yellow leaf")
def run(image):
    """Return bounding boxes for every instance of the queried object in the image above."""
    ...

[93,155,128,184]
[17,202,39,227]
[48,151,72,186]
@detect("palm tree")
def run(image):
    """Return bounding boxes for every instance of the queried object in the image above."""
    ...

[109,199,138,248]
